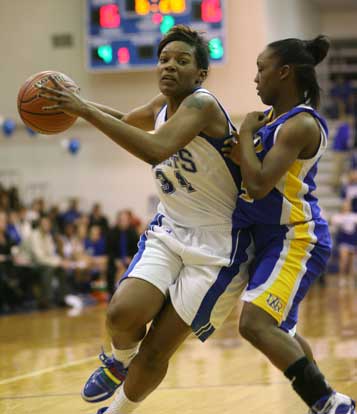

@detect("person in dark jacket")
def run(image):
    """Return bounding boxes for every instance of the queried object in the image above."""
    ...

[106,210,139,296]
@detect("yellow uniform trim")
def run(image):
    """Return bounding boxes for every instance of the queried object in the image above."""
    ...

[103,368,121,385]
[252,222,312,323]
[284,161,306,223]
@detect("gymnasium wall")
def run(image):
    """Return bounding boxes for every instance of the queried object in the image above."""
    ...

[321,10,357,37]
[0,0,341,220]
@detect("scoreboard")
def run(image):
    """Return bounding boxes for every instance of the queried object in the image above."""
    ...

[86,0,225,71]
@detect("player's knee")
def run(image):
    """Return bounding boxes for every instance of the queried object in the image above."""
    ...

[239,317,257,344]
[106,299,144,333]
[239,314,268,347]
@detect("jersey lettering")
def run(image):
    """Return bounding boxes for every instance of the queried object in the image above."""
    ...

[178,149,197,173]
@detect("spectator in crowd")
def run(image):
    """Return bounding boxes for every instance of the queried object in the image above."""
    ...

[26,198,44,226]
[341,169,357,212]
[331,199,357,285]
[21,215,70,309]
[0,211,20,313]
[106,210,139,295]
[84,224,107,281]
[61,197,82,226]
[17,206,33,240]
[56,222,90,304]
[89,202,109,235]
[48,204,62,234]
[0,177,147,313]
[8,186,21,210]
[330,75,354,118]
[0,190,10,212]
[57,222,83,262]
[331,114,354,191]
[6,210,23,245]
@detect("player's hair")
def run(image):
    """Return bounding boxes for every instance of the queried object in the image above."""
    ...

[268,35,330,108]
[157,25,210,70]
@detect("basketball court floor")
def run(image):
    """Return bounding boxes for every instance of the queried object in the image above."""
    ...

[1,277,356,414]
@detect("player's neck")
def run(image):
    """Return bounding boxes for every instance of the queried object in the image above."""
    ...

[272,93,304,119]
[166,96,185,118]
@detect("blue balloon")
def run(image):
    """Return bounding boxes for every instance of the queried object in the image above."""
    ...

[2,119,16,137]
[68,138,80,155]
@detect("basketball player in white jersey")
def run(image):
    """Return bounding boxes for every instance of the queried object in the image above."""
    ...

[38,25,253,414]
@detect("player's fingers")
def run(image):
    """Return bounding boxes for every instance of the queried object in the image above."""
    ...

[36,85,64,96]
[42,104,61,111]
[49,75,64,89]
[223,151,233,159]
[38,93,64,101]
[222,150,232,158]
[223,138,234,147]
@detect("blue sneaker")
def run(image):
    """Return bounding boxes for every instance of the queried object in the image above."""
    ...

[308,392,356,414]
[82,351,128,403]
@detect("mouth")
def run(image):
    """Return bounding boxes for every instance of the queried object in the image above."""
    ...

[161,75,176,82]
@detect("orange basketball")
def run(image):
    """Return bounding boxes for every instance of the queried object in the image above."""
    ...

[17,71,79,134]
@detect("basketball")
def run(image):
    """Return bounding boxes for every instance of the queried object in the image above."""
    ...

[17,71,79,134]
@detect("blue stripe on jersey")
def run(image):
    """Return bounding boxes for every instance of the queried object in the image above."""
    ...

[191,229,252,341]
[200,134,242,190]
[155,105,167,123]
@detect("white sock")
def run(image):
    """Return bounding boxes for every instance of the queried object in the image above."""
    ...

[111,343,140,368]
[105,385,140,414]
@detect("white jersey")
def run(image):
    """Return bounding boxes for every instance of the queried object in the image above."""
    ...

[152,88,241,228]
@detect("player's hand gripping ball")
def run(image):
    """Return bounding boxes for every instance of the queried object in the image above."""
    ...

[17,71,79,134]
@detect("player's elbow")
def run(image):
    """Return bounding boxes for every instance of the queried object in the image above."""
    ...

[137,146,167,165]
[245,180,270,200]
[147,146,172,165]
[146,152,167,166]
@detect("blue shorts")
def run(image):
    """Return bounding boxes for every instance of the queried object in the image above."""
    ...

[242,221,331,335]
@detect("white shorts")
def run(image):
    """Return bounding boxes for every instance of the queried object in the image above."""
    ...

[121,213,254,341]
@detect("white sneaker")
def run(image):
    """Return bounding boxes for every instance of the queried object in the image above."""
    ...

[309,392,356,414]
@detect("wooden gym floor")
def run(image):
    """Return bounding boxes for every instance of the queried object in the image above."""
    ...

[1,276,356,414]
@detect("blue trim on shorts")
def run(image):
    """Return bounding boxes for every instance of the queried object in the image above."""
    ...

[191,228,252,341]
[120,213,163,284]
[246,225,288,292]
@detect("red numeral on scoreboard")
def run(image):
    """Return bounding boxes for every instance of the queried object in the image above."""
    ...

[100,4,121,28]
[201,0,222,23]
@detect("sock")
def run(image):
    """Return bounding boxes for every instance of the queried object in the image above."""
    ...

[111,343,140,368]
[284,357,333,407]
[105,385,140,414]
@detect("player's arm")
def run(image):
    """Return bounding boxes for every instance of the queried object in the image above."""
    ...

[238,113,320,199]
[38,80,216,165]
[81,92,215,164]
[86,94,166,130]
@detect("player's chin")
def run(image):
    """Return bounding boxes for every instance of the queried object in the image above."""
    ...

[259,94,271,106]
[158,84,178,96]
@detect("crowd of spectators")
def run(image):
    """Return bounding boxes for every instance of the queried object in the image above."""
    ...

[0,185,141,315]
[328,75,357,284]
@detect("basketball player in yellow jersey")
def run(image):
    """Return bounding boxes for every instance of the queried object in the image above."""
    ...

[228,36,355,413]
[38,25,254,414]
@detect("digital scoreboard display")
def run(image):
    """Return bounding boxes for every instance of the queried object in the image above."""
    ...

[86,0,225,71]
